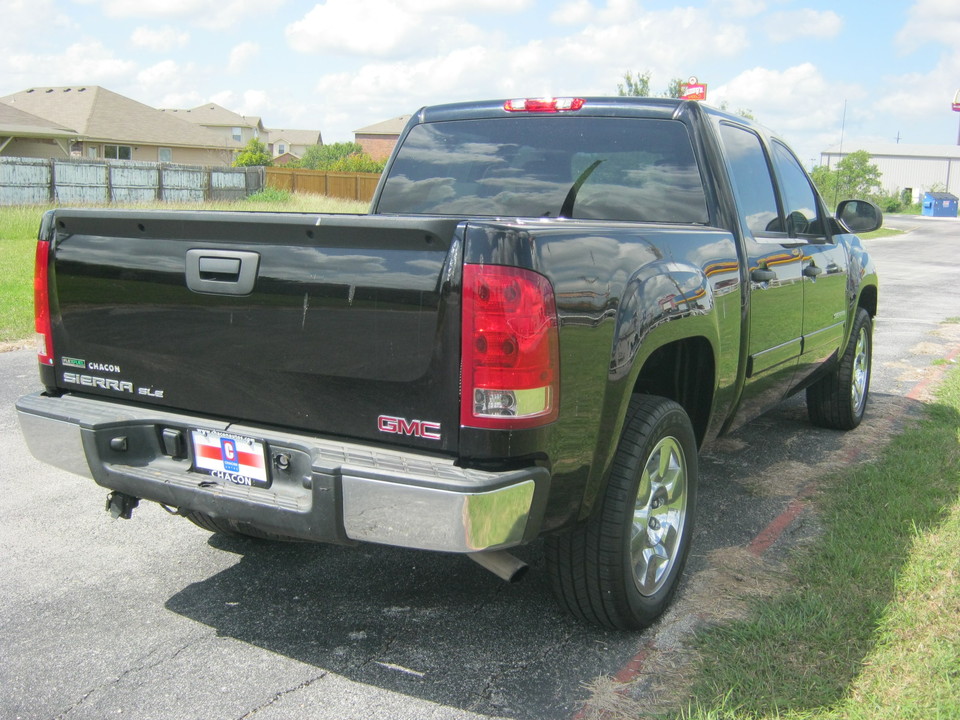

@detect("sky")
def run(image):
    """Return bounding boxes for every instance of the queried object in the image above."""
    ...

[3,0,960,167]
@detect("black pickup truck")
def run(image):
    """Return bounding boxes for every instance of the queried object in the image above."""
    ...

[17,97,880,630]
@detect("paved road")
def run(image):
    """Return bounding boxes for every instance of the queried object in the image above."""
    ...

[1,215,958,720]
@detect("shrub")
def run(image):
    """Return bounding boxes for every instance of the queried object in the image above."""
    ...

[244,187,292,204]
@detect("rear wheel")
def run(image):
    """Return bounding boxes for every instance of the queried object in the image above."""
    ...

[546,395,698,630]
[807,307,872,430]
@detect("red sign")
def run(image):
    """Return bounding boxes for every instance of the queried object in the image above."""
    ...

[681,76,707,101]
[954,89,960,112]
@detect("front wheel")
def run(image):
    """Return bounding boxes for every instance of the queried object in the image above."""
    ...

[546,395,698,630]
[807,307,872,430]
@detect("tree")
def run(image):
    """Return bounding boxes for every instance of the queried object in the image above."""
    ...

[233,138,273,167]
[298,141,385,173]
[617,71,714,101]
[618,70,651,97]
[811,150,883,207]
[717,101,756,120]
[299,142,364,170]
[664,77,686,99]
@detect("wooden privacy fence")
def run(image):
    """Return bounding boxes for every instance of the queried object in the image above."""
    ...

[265,167,381,203]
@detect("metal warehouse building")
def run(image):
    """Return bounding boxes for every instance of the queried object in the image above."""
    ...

[819,143,960,203]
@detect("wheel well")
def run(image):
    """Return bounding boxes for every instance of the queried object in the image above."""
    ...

[631,337,714,446]
[858,284,878,318]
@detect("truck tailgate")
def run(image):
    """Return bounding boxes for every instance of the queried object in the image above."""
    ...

[46,210,463,453]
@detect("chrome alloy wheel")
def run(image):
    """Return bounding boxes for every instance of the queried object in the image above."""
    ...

[851,325,870,416]
[631,436,688,596]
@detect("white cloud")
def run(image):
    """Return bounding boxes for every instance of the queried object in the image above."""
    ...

[239,90,271,116]
[130,26,190,51]
[711,63,863,162]
[137,60,183,88]
[156,90,205,109]
[712,63,845,126]
[875,50,960,124]
[5,41,137,89]
[285,0,519,58]
[763,10,843,43]
[228,42,261,73]
[556,6,748,82]
[400,0,532,10]
[5,0,75,50]
[550,0,600,25]
[710,0,766,18]
[210,90,239,108]
[897,0,960,51]
[91,0,285,29]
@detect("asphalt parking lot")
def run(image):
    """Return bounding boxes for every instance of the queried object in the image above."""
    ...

[1,215,958,720]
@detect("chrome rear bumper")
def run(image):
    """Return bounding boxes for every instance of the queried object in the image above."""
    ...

[16,392,548,553]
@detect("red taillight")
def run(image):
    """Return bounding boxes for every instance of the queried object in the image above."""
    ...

[503,97,585,113]
[34,239,54,366]
[461,264,560,429]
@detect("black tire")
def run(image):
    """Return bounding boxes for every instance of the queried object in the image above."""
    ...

[183,511,299,542]
[545,395,698,630]
[807,307,872,430]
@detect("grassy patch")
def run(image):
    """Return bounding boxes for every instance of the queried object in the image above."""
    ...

[682,366,960,719]
[0,206,42,342]
[0,195,366,342]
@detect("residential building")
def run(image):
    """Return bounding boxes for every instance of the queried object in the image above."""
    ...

[820,143,960,201]
[0,86,239,165]
[265,128,322,164]
[0,102,76,158]
[163,102,265,147]
[354,115,411,161]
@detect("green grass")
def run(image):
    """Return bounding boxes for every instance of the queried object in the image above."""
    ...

[0,206,43,342]
[0,194,367,343]
[681,365,960,720]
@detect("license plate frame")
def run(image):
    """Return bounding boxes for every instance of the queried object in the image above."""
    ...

[191,428,271,488]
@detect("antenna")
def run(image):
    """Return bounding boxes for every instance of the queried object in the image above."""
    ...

[833,99,847,207]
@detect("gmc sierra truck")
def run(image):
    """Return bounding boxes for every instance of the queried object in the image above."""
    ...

[16,97,880,630]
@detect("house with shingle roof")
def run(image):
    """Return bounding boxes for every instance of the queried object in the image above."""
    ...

[354,115,411,161]
[163,103,322,164]
[162,102,266,147]
[0,86,240,165]
[265,128,322,164]
[0,102,76,158]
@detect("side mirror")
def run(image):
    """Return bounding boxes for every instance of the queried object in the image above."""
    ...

[836,199,882,234]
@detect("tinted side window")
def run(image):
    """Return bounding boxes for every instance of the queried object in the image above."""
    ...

[772,141,823,237]
[718,123,782,237]
[377,117,709,224]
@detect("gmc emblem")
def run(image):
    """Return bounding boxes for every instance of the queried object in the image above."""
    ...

[377,414,441,441]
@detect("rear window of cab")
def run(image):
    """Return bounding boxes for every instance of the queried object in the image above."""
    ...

[376,116,709,225]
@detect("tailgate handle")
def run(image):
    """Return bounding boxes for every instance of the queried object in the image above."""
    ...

[199,256,241,279]
[186,249,260,295]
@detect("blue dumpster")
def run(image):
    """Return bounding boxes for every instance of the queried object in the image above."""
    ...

[921,191,958,218]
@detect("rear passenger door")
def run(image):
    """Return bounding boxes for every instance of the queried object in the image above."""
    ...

[718,122,804,416]
[769,140,849,381]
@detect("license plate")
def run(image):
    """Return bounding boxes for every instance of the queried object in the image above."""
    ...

[191,429,270,488]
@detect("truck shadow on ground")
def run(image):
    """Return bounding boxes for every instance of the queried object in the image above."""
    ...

[164,534,626,719]
[164,390,944,719]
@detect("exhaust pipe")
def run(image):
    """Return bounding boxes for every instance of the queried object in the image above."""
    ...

[468,551,528,583]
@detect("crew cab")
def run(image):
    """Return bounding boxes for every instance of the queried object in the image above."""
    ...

[17,97,880,629]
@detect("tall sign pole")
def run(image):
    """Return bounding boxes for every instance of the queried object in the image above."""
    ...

[954,89,960,144]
